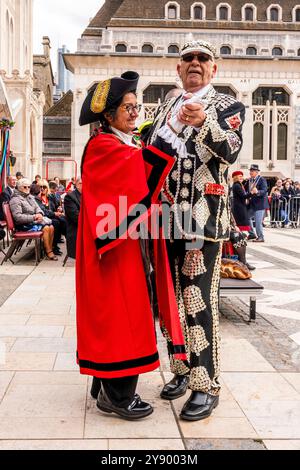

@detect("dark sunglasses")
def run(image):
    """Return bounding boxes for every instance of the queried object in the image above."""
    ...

[41,186,48,190]
[182,54,211,63]
[22,186,30,189]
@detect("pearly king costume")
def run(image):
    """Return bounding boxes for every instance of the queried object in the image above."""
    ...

[148,42,245,396]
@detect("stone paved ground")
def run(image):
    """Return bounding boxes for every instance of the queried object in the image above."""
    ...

[0,229,300,451]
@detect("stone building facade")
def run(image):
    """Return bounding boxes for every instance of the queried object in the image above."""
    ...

[43,91,73,181]
[33,37,55,114]
[64,0,300,179]
[0,0,44,180]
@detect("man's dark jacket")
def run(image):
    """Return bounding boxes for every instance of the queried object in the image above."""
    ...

[64,189,81,259]
[244,176,269,211]
[0,187,14,220]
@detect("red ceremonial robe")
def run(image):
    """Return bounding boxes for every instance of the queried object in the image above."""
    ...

[76,132,186,379]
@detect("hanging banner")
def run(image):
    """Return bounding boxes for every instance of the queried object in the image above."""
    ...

[0,118,14,193]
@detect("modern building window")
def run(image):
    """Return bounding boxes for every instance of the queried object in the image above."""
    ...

[220,46,231,55]
[168,44,179,54]
[246,46,257,55]
[270,7,279,21]
[253,123,264,161]
[194,6,203,19]
[272,47,283,56]
[214,86,237,98]
[219,6,229,20]
[245,6,254,21]
[142,44,154,53]
[252,87,290,106]
[277,124,288,160]
[115,43,127,53]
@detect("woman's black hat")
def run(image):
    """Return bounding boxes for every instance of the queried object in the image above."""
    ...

[79,71,139,126]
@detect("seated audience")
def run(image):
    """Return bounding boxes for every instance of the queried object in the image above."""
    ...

[9,178,58,261]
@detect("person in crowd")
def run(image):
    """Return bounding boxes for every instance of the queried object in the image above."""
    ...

[77,71,185,421]
[294,181,300,196]
[9,178,57,261]
[231,171,255,270]
[281,180,297,227]
[0,175,17,220]
[48,181,63,211]
[54,177,65,193]
[32,175,42,185]
[270,188,287,227]
[63,177,82,259]
[66,178,76,193]
[147,40,245,421]
[270,178,283,197]
[30,184,63,256]
[39,180,66,243]
[16,172,23,181]
[244,164,269,243]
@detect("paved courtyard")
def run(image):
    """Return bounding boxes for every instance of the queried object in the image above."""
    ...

[0,228,300,451]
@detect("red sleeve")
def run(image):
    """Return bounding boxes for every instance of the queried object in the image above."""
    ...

[81,134,174,256]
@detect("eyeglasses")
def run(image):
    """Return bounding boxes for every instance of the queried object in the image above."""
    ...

[120,104,141,115]
[41,186,48,190]
[182,54,211,63]
[22,186,30,189]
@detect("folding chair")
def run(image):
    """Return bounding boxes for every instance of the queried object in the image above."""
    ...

[1,203,44,266]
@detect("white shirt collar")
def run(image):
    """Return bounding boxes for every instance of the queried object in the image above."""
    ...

[111,127,136,147]
[193,84,212,99]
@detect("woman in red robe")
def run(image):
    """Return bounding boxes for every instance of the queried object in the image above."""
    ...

[77,72,186,421]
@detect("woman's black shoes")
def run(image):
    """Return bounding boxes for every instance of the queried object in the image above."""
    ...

[97,389,153,421]
[160,375,189,401]
[90,377,102,399]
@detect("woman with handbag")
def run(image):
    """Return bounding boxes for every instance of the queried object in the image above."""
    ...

[231,171,255,271]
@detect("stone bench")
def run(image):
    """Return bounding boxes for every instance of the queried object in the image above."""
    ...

[220,278,264,322]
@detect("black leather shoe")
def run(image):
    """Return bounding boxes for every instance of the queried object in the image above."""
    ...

[97,389,154,421]
[91,377,102,399]
[160,375,189,401]
[180,392,219,421]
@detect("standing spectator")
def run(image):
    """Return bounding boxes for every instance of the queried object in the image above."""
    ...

[231,171,255,270]
[63,178,82,259]
[281,180,297,227]
[294,182,300,195]
[244,165,269,243]
[0,175,17,220]
[270,188,287,227]
[270,179,283,197]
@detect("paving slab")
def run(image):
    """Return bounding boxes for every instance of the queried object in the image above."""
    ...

[0,440,108,450]
[84,398,181,439]
[109,439,185,451]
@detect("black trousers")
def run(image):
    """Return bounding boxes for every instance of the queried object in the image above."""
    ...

[166,239,222,395]
[95,376,139,408]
